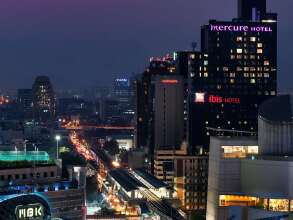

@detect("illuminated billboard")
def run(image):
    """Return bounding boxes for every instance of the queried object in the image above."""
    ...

[16,203,44,220]
[195,93,240,104]
[210,24,272,32]
[0,194,51,220]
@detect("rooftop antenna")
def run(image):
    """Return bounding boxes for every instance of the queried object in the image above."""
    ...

[191,42,197,51]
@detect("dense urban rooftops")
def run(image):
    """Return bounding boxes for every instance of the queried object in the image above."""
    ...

[0,151,50,162]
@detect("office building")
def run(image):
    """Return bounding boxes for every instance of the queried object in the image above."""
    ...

[187,0,277,152]
[32,76,56,123]
[154,143,208,213]
[154,144,187,185]
[135,55,176,150]
[135,55,186,172]
[153,75,184,149]
[174,155,208,212]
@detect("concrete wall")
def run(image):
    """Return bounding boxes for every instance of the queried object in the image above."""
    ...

[241,159,293,198]
[259,117,293,155]
[207,136,258,220]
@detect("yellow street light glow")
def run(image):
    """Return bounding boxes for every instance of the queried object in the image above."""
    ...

[112,161,120,168]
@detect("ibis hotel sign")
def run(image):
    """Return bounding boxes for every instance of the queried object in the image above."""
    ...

[210,24,272,32]
[195,93,240,104]
[15,203,44,220]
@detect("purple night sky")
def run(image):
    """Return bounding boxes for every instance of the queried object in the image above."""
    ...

[0,0,292,93]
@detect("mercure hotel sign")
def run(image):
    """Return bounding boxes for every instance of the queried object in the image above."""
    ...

[210,24,272,32]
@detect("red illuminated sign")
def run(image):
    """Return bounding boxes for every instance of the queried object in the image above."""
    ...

[161,79,178,84]
[208,95,240,104]
[195,93,240,104]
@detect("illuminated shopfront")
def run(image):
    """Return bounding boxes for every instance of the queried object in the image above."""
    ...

[221,145,259,158]
[219,195,292,212]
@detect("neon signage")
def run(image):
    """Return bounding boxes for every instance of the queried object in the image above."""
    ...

[195,93,240,104]
[115,78,128,82]
[161,79,178,84]
[210,24,272,32]
[15,203,44,220]
[208,95,240,104]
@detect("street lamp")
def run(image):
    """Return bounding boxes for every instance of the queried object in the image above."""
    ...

[55,135,61,159]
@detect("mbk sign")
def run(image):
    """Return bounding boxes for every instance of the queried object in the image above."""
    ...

[15,203,44,220]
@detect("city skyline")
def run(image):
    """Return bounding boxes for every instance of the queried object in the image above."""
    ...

[0,0,292,92]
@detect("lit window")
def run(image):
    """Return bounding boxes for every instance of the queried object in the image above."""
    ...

[204,72,208,77]
[264,67,270,71]
[236,48,243,54]
[204,60,208,66]
[257,43,263,48]
[236,37,242,42]
[257,73,263,77]
[250,79,256,84]
[264,60,270,66]
[250,37,256,42]
[257,49,263,54]
[230,79,235,84]
[244,73,249,77]
[237,67,243,71]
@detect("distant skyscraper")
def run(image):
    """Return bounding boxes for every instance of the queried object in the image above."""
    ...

[17,89,33,119]
[32,76,56,123]
[112,74,135,124]
[238,0,266,21]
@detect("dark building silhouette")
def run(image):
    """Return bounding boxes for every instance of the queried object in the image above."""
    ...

[32,76,56,123]
[17,89,33,120]
[238,0,267,21]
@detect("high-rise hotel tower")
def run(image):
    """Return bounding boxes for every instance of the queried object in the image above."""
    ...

[188,0,277,151]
